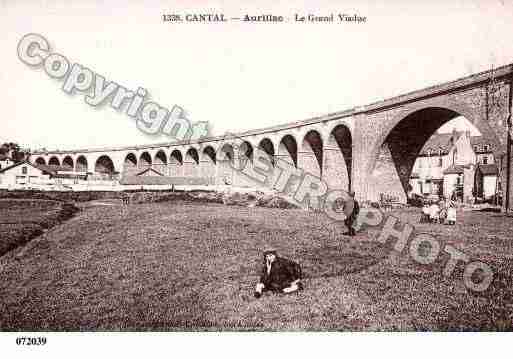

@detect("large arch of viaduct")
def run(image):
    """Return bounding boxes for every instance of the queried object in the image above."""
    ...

[31,64,513,210]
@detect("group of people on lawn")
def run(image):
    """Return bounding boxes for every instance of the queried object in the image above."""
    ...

[253,191,359,299]
[252,192,462,299]
[421,199,457,225]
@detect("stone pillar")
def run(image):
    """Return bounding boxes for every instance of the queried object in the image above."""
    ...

[322,144,349,192]
[168,163,182,178]
[297,151,321,179]
[200,159,216,185]
[182,159,197,179]
[217,155,235,186]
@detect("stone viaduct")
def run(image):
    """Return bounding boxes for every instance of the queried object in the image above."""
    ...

[31,64,513,211]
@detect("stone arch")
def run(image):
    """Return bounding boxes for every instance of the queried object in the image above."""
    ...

[217,143,234,185]
[258,138,274,166]
[76,155,88,172]
[184,148,199,178]
[154,150,167,164]
[236,140,254,174]
[169,149,183,177]
[324,124,352,191]
[48,156,60,166]
[154,150,167,175]
[299,130,323,178]
[201,145,217,184]
[217,143,234,162]
[185,148,199,164]
[139,151,152,168]
[62,156,74,170]
[124,153,138,175]
[170,149,183,164]
[202,145,216,164]
[366,102,501,179]
[366,105,501,203]
[277,134,298,167]
[95,155,116,174]
[35,157,46,166]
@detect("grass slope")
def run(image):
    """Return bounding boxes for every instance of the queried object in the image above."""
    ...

[0,200,512,330]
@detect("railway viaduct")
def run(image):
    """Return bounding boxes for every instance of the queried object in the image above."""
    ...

[31,64,513,211]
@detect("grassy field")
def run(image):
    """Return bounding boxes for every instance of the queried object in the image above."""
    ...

[0,198,512,331]
[0,199,78,257]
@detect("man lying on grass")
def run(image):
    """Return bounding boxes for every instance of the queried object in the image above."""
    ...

[254,250,303,298]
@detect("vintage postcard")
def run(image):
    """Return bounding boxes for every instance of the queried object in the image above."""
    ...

[1,0,512,357]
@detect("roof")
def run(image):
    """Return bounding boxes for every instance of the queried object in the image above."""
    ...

[135,167,165,177]
[37,164,73,173]
[470,136,496,153]
[419,132,496,156]
[0,160,53,175]
[419,133,455,156]
[443,165,465,175]
[477,163,498,176]
[410,172,419,179]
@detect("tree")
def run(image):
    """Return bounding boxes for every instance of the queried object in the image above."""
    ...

[0,142,30,163]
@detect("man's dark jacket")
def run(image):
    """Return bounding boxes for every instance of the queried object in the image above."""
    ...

[343,197,355,218]
[259,257,302,292]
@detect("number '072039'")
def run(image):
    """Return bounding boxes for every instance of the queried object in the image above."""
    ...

[16,337,47,346]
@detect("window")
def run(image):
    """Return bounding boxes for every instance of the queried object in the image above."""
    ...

[438,157,443,167]
[474,145,479,153]
[22,166,27,175]
[484,145,490,152]
[424,180,432,194]
[483,156,488,165]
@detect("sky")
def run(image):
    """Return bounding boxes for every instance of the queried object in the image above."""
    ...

[1,0,512,151]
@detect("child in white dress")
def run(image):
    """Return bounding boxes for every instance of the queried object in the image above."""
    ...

[429,203,440,223]
[446,203,457,225]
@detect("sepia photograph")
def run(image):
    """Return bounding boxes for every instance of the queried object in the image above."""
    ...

[1,0,512,357]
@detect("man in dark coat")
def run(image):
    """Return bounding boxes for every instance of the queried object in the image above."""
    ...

[343,191,358,236]
[254,250,303,298]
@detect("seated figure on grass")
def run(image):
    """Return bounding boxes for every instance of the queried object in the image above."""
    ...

[254,250,303,298]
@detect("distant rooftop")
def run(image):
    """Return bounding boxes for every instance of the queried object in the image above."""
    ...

[419,132,496,156]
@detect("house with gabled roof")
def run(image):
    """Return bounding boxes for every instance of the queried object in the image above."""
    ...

[0,160,89,190]
[409,130,499,201]
[0,160,54,189]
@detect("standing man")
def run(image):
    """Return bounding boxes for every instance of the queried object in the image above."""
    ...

[343,191,358,236]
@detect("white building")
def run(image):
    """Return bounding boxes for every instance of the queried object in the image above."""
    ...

[0,160,89,190]
[409,130,498,201]
[0,160,53,189]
